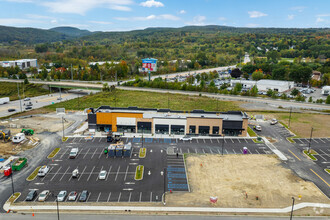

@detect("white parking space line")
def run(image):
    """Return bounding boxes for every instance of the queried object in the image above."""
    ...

[150,192,153,202]
[124,165,129,181]
[210,139,213,143]
[224,139,227,143]
[139,192,142,202]
[107,192,111,202]
[92,138,96,142]
[319,149,330,158]
[41,167,53,182]
[79,137,83,142]
[98,149,104,159]
[240,149,243,154]
[75,193,81,203]
[195,149,197,154]
[60,148,69,159]
[238,139,241,143]
[87,166,95,182]
[225,149,228,154]
[255,149,260,154]
[217,149,220,154]
[176,139,178,143]
[247,149,252,154]
[115,166,120,181]
[106,166,112,181]
[99,137,102,142]
[180,148,182,154]
[83,148,90,159]
[318,154,326,161]
[295,139,303,144]
[128,192,132,202]
[202,149,206,154]
[319,139,326,143]
[196,139,199,143]
[91,148,97,159]
[231,139,234,143]
[187,148,190,154]
[86,192,91,202]
[217,139,219,143]
[72,137,76,142]
[244,139,248,143]
[96,166,104,181]
[118,192,121,202]
[50,166,62,181]
[96,192,101,202]
[233,149,236,154]
[203,139,205,143]
[59,166,70,181]
[78,166,87,181]
[210,149,214,154]
[313,139,319,144]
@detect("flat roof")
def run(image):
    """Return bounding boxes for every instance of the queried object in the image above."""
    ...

[257,80,294,86]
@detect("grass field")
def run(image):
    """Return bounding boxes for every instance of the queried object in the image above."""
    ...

[252,112,330,138]
[45,90,240,112]
[0,82,49,101]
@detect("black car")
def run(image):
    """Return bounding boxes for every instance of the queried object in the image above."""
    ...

[25,189,38,201]
[8,109,16,112]
[25,106,32,110]
[79,190,89,202]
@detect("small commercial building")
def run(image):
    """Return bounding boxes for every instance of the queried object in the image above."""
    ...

[321,86,330,96]
[0,59,37,69]
[88,106,249,137]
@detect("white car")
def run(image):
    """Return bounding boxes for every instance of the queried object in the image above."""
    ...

[270,119,278,125]
[98,170,107,180]
[180,136,192,141]
[57,190,67,202]
[254,125,262,131]
[24,97,31,101]
[38,190,50,202]
[38,165,50,177]
[68,191,77,201]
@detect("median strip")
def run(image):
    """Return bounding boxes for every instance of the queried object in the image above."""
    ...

[26,166,41,181]
[47,148,61,159]
[247,127,257,137]
[139,148,146,158]
[303,150,318,161]
[7,192,21,204]
[135,165,144,181]
[62,137,68,142]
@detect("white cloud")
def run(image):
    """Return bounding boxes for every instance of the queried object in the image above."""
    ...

[42,0,134,15]
[186,15,206,25]
[5,0,34,2]
[288,15,295,20]
[246,23,259,27]
[51,19,58,24]
[179,10,186,14]
[316,14,330,23]
[248,11,267,18]
[89,21,113,24]
[218,17,226,21]
[140,0,164,8]
[0,18,34,25]
[26,14,55,20]
[290,6,306,12]
[115,14,179,21]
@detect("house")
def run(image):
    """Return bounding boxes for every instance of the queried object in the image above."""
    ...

[312,71,321,81]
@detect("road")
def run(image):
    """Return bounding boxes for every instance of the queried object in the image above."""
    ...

[1,79,329,111]
[1,214,327,220]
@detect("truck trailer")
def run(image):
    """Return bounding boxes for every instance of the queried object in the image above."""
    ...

[0,97,9,105]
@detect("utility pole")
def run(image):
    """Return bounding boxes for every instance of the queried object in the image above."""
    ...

[308,127,313,153]
[163,167,166,205]
[17,83,22,112]
[141,125,144,148]
[71,64,73,81]
[10,162,15,195]
[288,107,292,128]
[56,196,60,220]
[290,197,295,220]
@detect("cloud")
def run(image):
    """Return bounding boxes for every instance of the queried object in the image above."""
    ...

[290,6,306,12]
[115,14,179,21]
[288,15,295,20]
[218,17,226,21]
[0,18,34,25]
[89,20,113,24]
[246,23,259,27]
[51,19,58,24]
[179,10,186,14]
[42,0,133,15]
[186,15,206,25]
[248,11,267,18]
[316,14,330,23]
[140,0,164,8]
[5,0,34,2]
[26,14,55,20]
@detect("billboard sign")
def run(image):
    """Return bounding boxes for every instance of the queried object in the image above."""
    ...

[142,58,157,72]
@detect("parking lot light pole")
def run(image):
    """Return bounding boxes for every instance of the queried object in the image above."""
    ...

[141,125,144,148]
[163,167,166,205]
[290,197,295,220]
[308,127,313,153]
[10,163,15,195]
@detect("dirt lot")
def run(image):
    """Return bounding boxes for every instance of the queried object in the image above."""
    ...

[0,114,73,157]
[166,154,329,211]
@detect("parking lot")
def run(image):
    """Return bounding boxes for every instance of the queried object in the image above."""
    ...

[16,136,273,204]
[293,138,330,173]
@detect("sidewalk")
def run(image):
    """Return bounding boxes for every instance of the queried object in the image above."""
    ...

[4,202,330,214]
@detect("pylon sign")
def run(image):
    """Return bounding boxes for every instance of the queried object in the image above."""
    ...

[142,58,157,72]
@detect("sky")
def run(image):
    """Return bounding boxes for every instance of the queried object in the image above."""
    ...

[0,0,329,31]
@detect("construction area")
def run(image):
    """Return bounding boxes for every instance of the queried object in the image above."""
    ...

[166,154,330,214]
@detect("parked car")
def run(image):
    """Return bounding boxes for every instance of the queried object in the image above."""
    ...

[98,170,107,180]
[57,190,67,202]
[25,106,32,110]
[253,125,262,131]
[8,108,16,112]
[24,97,31,101]
[79,190,89,202]
[57,97,62,100]
[72,169,80,178]
[38,165,50,177]
[270,119,278,125]
[25,189,38,201]
[68,191,77,201]
[69,148,78,159]
[179,136,192,141]
[38,190,50,202]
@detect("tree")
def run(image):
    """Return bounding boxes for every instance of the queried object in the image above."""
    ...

[251,70,264,80]
[291,88,299,96]
[266,50,280,63]
[308,97,313,103]
[24,78,29,84]
[102,83,110,92]
[250,85,258,96]
[326,95,330,104]
[266,89,273,97]
[234,83,242,92]
[230,68,242,78]
[242,65,257,74]
[289,66,312,83]
[272,67,287,80]
[35,44,48,53]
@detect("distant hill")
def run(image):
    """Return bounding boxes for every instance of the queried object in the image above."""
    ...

[49,26,92,37]
[0,25,69,44]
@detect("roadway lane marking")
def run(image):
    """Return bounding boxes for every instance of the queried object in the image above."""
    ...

[59,166,70,181]
[288,149,301,161]
[150,192,153,202]
[50,166,62,181]
[115,166,120,181]
[107,192,111,202]
[87,166,95,181]
[128,192,132,202]
[106,166,112,181]
[78,166,87,181]
[91,148,97,159]
[310,169,330,188]
[139,192,142,202]
[96,192,101,202]
[83,148,90,159]
[124,165,129,181]
[118,192,121,202]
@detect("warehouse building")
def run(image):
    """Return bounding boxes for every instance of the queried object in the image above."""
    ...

[0,59,37,69]
[231,79,294,92]
[88,106,249,137]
